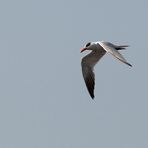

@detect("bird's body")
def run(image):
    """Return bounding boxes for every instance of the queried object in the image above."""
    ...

[80,41,132,99]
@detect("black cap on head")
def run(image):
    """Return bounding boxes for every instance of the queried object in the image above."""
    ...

[85,42,91,47]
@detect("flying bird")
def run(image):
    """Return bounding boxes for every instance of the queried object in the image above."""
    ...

[80,41,132,99]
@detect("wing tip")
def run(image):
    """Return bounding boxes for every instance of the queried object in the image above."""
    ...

[90,93,95,99]
[127,62,132,67]
[91,96,95,100]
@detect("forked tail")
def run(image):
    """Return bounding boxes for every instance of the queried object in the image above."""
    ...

[116,45,129,50]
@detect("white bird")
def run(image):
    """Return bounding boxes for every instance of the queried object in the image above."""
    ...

[80,41,132,99]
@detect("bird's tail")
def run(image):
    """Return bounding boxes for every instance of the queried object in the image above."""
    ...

[116,45,129,50]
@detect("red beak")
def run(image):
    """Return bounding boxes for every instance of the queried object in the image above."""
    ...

[80,47,87,53]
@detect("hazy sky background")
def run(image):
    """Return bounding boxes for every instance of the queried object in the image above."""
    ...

[0,0,148,148]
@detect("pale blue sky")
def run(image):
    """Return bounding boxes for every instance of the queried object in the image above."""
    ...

[0,0,148,148]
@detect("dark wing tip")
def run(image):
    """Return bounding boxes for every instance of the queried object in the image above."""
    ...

[81,57,96,100]
[87,85,95,99]
[128,63,132,67]
[126,62,132,67]
[91,94,95,99]
[84,71,95,99]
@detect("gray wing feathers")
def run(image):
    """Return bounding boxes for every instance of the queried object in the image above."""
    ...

[81,50,106,99]
[81,65,95,99]
[99,42,132,67]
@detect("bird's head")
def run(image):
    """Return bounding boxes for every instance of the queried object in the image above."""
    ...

[80,42,92,53]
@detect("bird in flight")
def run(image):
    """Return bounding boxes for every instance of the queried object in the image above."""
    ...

[80,41,132,99]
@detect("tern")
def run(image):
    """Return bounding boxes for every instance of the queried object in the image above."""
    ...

[80,41,132,99]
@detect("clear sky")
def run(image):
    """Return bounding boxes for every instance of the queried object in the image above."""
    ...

[0,0,148,148]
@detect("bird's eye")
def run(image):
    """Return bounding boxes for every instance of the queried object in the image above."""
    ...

[85,42,91,47]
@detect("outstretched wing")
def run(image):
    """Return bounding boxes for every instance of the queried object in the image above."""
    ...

[98,41,132,67]
[81,49,106,99]
[81,65,95,99]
